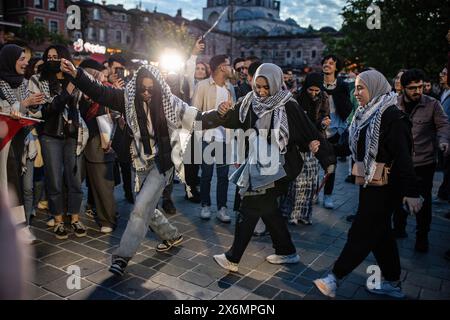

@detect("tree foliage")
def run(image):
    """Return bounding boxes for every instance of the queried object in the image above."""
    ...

[17,20,70,46]
[323,0,448,78]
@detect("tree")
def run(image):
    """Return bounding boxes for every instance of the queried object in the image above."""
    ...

[323,0,448,78]
[16,20,70,46]
[142,17,195,62]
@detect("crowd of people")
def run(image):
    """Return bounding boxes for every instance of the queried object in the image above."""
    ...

[0,36,449,299]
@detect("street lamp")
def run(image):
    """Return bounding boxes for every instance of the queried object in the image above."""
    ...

[229,0,234,61]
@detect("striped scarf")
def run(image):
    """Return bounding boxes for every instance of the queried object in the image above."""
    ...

[349,91,397,186]
[239,90,293,153]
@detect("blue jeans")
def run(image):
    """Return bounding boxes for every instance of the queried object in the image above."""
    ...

[22,159,45,223]
[115,162,180,258]
[200,141,230,209]
[41,135,83,216]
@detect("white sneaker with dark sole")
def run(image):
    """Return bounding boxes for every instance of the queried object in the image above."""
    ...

[266,253,300,264]
[213,253,238,272]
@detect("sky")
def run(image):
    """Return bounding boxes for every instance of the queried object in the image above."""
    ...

[101,0,346,30]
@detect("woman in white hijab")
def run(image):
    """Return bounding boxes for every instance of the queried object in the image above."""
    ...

[314,70,423,299]
[203,63,336,272]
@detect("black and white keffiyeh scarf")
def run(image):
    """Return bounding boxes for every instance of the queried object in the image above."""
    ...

[239,89,293,154]
[349,91,397,186]
[124,64,200,191]
[0,78,29,107]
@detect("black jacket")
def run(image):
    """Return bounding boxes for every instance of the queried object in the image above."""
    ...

[324,77,353,122]
[355,105,420,198]
[202,99,336,193]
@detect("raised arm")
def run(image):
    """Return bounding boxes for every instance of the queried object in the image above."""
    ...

[61,58,126,113]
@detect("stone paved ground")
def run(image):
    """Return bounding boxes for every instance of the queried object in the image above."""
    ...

[26,160,450,300]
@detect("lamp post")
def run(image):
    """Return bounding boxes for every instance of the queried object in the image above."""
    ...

[229,0,234,61]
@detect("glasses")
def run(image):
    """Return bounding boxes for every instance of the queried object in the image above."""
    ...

[139,86,153,93]
[236,67,248,72]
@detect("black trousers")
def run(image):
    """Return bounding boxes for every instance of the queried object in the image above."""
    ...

[324,133,340,195]
[438,153,450,200]
[119,160,133,197]
[393,163,435,236]
[86,160,117,228]
[332,185,401,281]
[226,187,296,263]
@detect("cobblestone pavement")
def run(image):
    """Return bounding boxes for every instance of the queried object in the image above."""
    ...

[26,160,450,300]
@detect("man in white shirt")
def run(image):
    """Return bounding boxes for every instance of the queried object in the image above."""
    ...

[192,55,235,222]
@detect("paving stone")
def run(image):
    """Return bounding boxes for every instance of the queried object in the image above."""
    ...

[86,269,130,288]
[406,272,442,291]
[152,262,186,277]
[141,287,195,300]
[37,293,65,300]
[43,275,92,297]
[253,284,280,299]
[236,276,263,291]
[68,286,121,300]
[151,273,218,300]
[41,250,84,268]
[59,241,108,260]
[25,282,48,299]
[214,286,251,300]
[127,263,158,279]
[32,265,67,286]
[180,271,215,287]
[110,277,158,299]
[33,243,63,259]
[73,258,107,277]
[419,288,450,300]
[273,290,304,300]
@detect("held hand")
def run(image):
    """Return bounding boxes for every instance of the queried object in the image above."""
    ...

[113,78,125,89]
[403,197,423,215]
[10,110,23,120]
[60,58,77,78]
[439,143,449,155]
[218,101,232,117]
[192,37,205,56]
[22,93,45,107]
[321,116,331,128]
[309,140,320,154]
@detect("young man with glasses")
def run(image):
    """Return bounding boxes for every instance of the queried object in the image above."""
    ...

[233,57,250,99]
[393,68,449,252]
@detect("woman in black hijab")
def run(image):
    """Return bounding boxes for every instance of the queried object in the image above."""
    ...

[0,44,44,243]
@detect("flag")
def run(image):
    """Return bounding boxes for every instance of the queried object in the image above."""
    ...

[0,113,41,151]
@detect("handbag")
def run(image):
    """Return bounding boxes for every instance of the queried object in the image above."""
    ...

[352,161,390,186]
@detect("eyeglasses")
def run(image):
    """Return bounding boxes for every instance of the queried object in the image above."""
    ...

[139,86,153,93]
[236,67,248,72]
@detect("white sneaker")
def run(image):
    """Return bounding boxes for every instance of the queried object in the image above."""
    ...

[20,226,37,244]
[323,195,334,209]
[46,218,55,227]
[314,273,338,298]
[366,280,406,298]
[216,207,231,223]
[200,206,212,220]
[100,226,113,233]
[266,253,300,264]
[213,253,238,272]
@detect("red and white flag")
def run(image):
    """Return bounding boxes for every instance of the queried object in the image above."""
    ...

[0,113,42,151]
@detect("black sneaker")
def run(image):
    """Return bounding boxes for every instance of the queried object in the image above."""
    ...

[156,235,183,252]
[109,256,130,276]
[162,199,177,215]
[71,220,87,238]
[54,222,68,240]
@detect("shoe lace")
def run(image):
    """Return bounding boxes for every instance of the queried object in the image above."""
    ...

[72,221,85,230]
[55,222,65,232]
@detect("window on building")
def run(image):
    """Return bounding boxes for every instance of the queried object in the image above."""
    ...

[34,17,44,25]
[34,0,43,9]
[49,0,57,11]
[126,35,131,44]
[297,50,302,58]
[93,8,101,20]
[286,51,291,58]
[311,50,316,58]
[121,14,127,22]
[261,50,268,58]
[73,31,82,41]
[116,30,122,43]
[240,51,245,58]
[49,20,58,34]
[99,28,105,42]
[88,27,96,40]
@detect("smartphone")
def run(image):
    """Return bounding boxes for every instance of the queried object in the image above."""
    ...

[199,36,206,51]
[116,68,125,81]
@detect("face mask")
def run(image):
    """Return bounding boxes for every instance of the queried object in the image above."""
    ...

[45,60,61,73]
[286,80,294,89]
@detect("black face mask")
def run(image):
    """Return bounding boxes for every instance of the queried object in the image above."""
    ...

[45,60,61,73]
[286,80,294,89]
